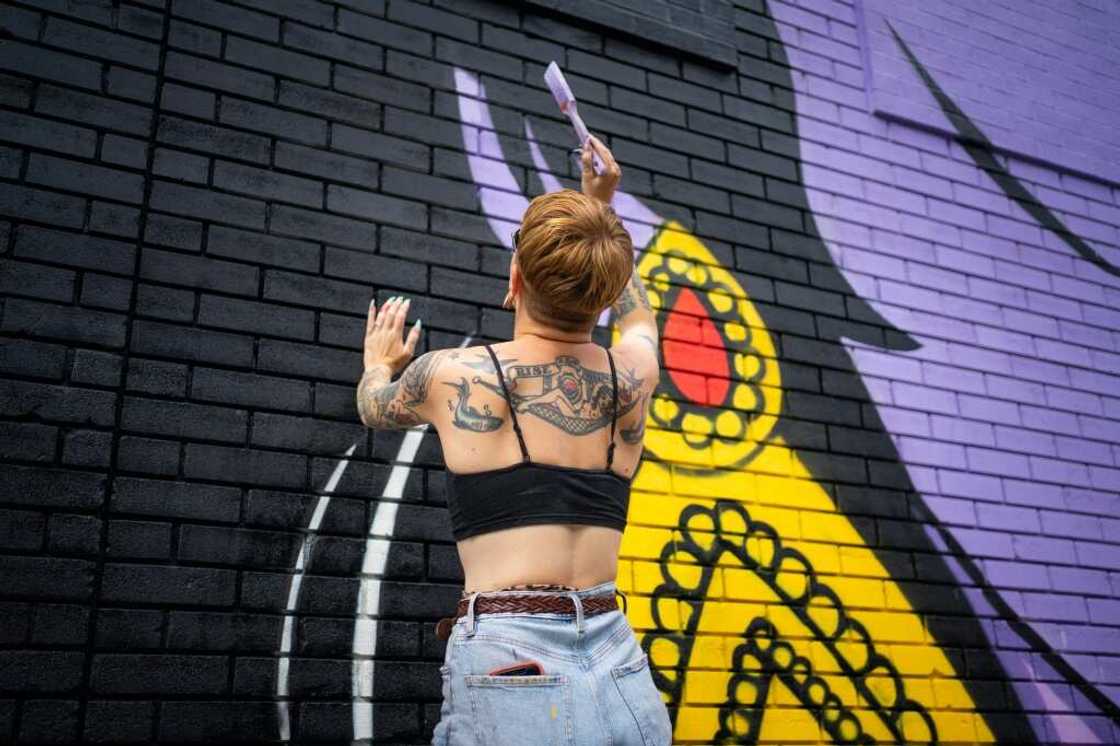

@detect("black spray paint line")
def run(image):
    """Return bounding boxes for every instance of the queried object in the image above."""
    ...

[886,20,1118,278]
[886,20,1120,729]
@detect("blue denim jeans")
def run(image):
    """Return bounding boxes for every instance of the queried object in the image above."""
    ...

[431,580,672,745]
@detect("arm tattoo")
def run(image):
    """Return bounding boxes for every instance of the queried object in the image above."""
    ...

[471,354,645,436]
[445,376,503,432]
[620,391,649,444]
[356,350,445,429]
[612,266,652,318]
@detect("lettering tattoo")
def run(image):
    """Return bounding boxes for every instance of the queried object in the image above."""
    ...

[356,350,445,429]
[463,353,645,436]
[444,376,504,432]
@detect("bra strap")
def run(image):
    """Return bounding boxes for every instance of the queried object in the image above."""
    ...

[484,344,530,463]
[606,348,619,469]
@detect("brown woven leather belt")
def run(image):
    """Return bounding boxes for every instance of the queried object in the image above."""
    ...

[435,593,619,640]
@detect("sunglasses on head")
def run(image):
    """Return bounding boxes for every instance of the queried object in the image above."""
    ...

[512,228,520,250]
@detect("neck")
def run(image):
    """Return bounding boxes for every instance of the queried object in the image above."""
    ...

[512,308,593,344]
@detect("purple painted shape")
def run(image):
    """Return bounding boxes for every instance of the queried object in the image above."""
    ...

[774,1,1120,730]
[864,0,1120,184]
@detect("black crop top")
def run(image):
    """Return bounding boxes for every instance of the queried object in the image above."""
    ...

[444,344,632,541]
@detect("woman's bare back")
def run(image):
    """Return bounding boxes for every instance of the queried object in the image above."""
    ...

[425,338,655,591]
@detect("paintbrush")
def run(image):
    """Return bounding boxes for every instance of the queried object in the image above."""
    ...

[543,61,604,174]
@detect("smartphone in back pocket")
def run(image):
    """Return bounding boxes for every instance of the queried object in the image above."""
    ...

[488,660,543,676]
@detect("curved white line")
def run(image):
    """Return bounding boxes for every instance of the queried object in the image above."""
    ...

[277,441,359,741]
[351,336,472,741]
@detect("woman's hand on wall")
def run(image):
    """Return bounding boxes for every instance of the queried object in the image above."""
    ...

[581,134,621,205]
[364,295,421,376]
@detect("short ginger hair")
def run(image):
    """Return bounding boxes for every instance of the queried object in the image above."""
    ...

[515,189,634,332]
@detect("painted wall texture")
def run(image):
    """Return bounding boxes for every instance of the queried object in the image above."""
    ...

[0,0,1118,744]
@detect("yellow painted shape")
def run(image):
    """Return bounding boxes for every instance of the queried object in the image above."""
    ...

[610,221,995,743]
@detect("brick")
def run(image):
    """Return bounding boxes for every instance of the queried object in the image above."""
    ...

[102,135,148,169]
[107,520,172,559]
[380,226,476,270]
[1,298,126,348]
[390,0,477,42]
[381,166,476,211]
[0,464,106,509]
[167,611,281,651]
[141,248,260,295]
[92,654,228,695]
[334,66,432,117]
[324,247,428,292]
[435,37,520,81]
[102,563,237,605]
[0,651,85,692]
[184,443,307,488]
[264,268,370,313]
[610,87,685,127]
[481,24,562,62]
[0,110,96,158]
[27,153,145,203]
[257,339,360,382]
[157,116,270,163]
[135,282,194,321]
[89,202,141,238]
[169,19,222,56]
[337,9,431,56]
[172,0,279,41]
[161,82,216,118]
[652,174,729,212]
[130,319,254,367]
[278,81,381,127]
[208,224,320,271]
[0,258,75,302]
[126,358,189,396]
[274,142,379,190]
[165,52,275,100]
[225,35,329,85]
[111,476,241,522]
[153,147,208,183]
[179,525,300,569]
[327,184,427,228]
[0,40,101,89]
[213,160,323,208]
[84,701,155,743]
[429,266,504,306]
[121,396,248,442]
[149,180,267,229]
[569,49,644,89]
[332,124,430,170]
[220,97,326,145]
[145,211,202,253]
[0,422,57,463]
[62,429,113,467]
[43,17,160,69]
[191,367,312,412]
[272,204,378,250]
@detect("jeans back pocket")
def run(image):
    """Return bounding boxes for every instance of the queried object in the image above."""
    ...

[611,653,672,746]
[465,673,573,745]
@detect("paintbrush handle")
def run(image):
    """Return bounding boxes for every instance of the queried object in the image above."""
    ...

[568,104,604,174]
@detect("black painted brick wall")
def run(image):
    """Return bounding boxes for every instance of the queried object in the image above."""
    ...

[0,0,923,743]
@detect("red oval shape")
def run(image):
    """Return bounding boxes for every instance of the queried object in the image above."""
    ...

[661,287,729,406]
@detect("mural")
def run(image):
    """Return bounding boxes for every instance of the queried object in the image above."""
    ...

[2,0,1117,743]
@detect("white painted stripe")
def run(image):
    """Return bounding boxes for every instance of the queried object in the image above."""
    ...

[352,335,472,742]
[277,442,358,741]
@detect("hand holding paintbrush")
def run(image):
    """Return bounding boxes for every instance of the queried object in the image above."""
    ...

[579,134,621,205]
